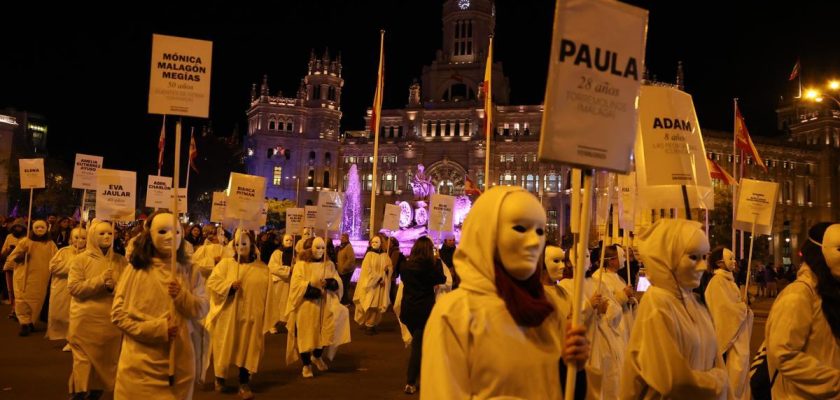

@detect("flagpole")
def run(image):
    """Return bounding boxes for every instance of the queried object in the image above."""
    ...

[484,35,494,192]
[731,99,738,259]
[369,30,385,238]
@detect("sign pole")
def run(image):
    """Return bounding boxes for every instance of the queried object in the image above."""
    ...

[742,215,758,301]
[565,169,593,400]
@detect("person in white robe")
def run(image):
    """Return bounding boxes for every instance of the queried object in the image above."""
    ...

[766,222,840,399]
[704,247,752,400]
[620,219,730,399]
[420,186,589,399]
[593,245,636,342]
[353,234,392,334]
[67,221,126,399]
[294,228,312,262]
[205,229,275,399]
[191,225,226,279]
[111,211,209,400]
[285,236,349,378]
[4,220,57,336]
[267,234,294,328]
[2,220,27,318]
[46,227,86,346]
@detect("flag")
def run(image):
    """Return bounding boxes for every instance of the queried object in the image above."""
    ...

[788,59,800,81]
[483,36,494,186]
[707,158,737,185]
[734,104,767,172]
[189,131,199,173]
[274,145,286,157]
[369,30,386,237]
[158,115,166,173]
[464,175,482,196]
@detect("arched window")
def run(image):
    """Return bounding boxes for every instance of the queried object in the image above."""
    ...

[286,121,293,131]
[525,174,536,192]
[273,166,282,186]
[383,172,395,192]
[545,173,559,192]
[325,152,331,164]
[437,180,454,195]
[323,171,331,188]
[307,169,315,187]
[269,119,276,130]
[309,151,316,162]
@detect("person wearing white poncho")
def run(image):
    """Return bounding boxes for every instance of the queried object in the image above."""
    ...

[620,219,730,399]
[592,245,636,344]
[353,234,392,334]
[46,227,86,344]
[267,234,295,326]
[420,186,589,399]
[67,221,126,399]
[205,229,276,398]
[704,247,752,399]
[111,212,209,400]
[4,220,57,336]
[191,225,227,279]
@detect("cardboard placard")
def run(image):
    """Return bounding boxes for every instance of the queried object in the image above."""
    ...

[735,179,779,236]
[72,154,103,190]
[19,158,45,189]
[210,192,227,223]
[95,169,136,222]
[148,34,213,118]
[382,203,401,232]
[285,208,305,235]
[429,194,455,233]
[617,172,637,231]
[304,206,319,228]
[316,191,344,231]
[145,175,172,208]
[225,173,265,221]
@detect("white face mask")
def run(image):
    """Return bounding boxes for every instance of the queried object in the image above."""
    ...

[71,229,87,250]
[303,229,312,240]
[544,245,566,281]
[720,248,736,271]
[821,224,840,279]
[234,231,251,258]
[150,214,182,257]
[616,246,627,269]
[32,221,48,237]
[283,235,294,247]
[312,237,326,260]
[371,237,381,250]
[94,223,114,248]
[675,230,710,289]
[496,191,546,281]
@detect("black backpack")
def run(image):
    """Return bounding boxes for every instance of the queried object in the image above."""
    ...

[748,341,778,400]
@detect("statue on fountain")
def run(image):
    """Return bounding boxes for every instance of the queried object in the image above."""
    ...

[410,164,435,201]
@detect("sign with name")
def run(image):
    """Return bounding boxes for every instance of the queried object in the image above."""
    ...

[210,191,227,223]
[286,208,305,235]
[735,179,779,235]
[225,172,265,221]
[72,154,103,190]
[617,172,637,231]
[305,206,319,228]
[634,85,714,210]
[148,34,213,118]
[19,158,45,189]
[316,191,344,232]
[382,203,401,232]
[429,194,456,233]
[539,0,648,172]
[96,169,136,222]
[145,175,172,208]
[173,188,188,214]
[240,201,267,231]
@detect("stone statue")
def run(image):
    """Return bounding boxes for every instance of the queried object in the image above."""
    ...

[410,164,435,200]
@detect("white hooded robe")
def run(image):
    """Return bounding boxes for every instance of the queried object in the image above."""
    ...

[46,245,82,340]
[353,250,392,326]
[705,268,753,399]
[5,237,57,325]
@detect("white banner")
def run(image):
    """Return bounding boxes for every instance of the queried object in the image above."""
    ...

[305,206,319,228]
[72,154,103,190]
[617,172,637,231]
[539,0,648,172]
[148,34,213,118]
[286,208,305,236]
[225,172,265,221]
[316,191,344,232]
[382,203,401,232]
[145,175,172,208]
[634,85,714,210]
[735,179,779,236]
[95,169,136,222]
[19,158,45,189]
[429,194,456,233]
[210,191,227,223]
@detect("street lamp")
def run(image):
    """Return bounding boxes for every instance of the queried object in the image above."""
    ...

[804,81,840,107]
[286,175,301,207]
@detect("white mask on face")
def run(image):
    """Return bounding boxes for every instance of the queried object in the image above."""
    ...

[95,223,114,248]
[303,228,312,240]
[312,237,326,260]
[676,230,710,289]
[496,191,547,281]
[616,246,627,269]
[71,229,87,250]
[821,224,840,279]
[720,248,736,271]
[371,237,381,250]
[544,245,566,281]
[234,231,251,258]
[283,234,294,248]
[150,214,182,257]
[32,221,48,237]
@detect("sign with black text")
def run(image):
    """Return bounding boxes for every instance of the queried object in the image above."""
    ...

[210,191,227,223]
[286,208,305,235]
[429,194,455,233]
[225,173,265,221]
[148,34,213,118]
[735,179,779,235]
[96,169,136,222]
[19,158,45,189]
[72,154,103,190]
[145,175,172,208]
[382,203,401,232]
[316,191,344,232]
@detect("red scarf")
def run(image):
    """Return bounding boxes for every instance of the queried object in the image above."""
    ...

[494,262,555,327]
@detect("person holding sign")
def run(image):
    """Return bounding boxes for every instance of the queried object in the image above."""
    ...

[47,227,86,347]
[765,222,840,399]
[420,187,589,399]
[267,234,295,327]
[353,234,393,335]
[621,219,729,399]
[592,245,636,343]
[704,247,753,400]
[284,237,348,378]
[67,221,126,400]
[4,220,57,336]
[192,225,226,279]
[205,229,274,398]
[112,212,208,400]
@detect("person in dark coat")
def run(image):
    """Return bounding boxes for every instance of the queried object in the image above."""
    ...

[398,236,446,394]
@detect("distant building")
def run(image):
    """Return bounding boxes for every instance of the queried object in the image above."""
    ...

[0,109,49,215]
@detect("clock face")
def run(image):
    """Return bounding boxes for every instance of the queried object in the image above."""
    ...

[458,0,470,10]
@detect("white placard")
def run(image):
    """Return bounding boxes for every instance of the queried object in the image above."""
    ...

[316,191,344,232]
[304,206,319,228]
[429,194,456,233]
[382,203,401,232]
[539,0,648,172]
[210,191,227,223]
[71,154,103,190]
[286,208,305,235]
[174,188,188,214]
[225,173,265,221]
[148,34,213,118]
[19,158,45,189]
[145,175,172,208]
[239,202,267,231]
[617,172,637,231]
[95,169,136,222]
[634,85,714,210]
[735,179,779,236]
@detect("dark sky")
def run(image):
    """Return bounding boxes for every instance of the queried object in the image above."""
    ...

[2,1,840,176]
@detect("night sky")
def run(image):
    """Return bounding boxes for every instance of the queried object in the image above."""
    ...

[2,1,840,178]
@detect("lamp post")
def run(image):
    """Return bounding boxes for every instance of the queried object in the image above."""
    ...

[286,175,301,207]
[804,80,840,107]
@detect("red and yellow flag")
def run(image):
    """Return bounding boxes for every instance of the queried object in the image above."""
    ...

[707,158,737,185]
[189,130,199,173]
[734,104,767,172]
